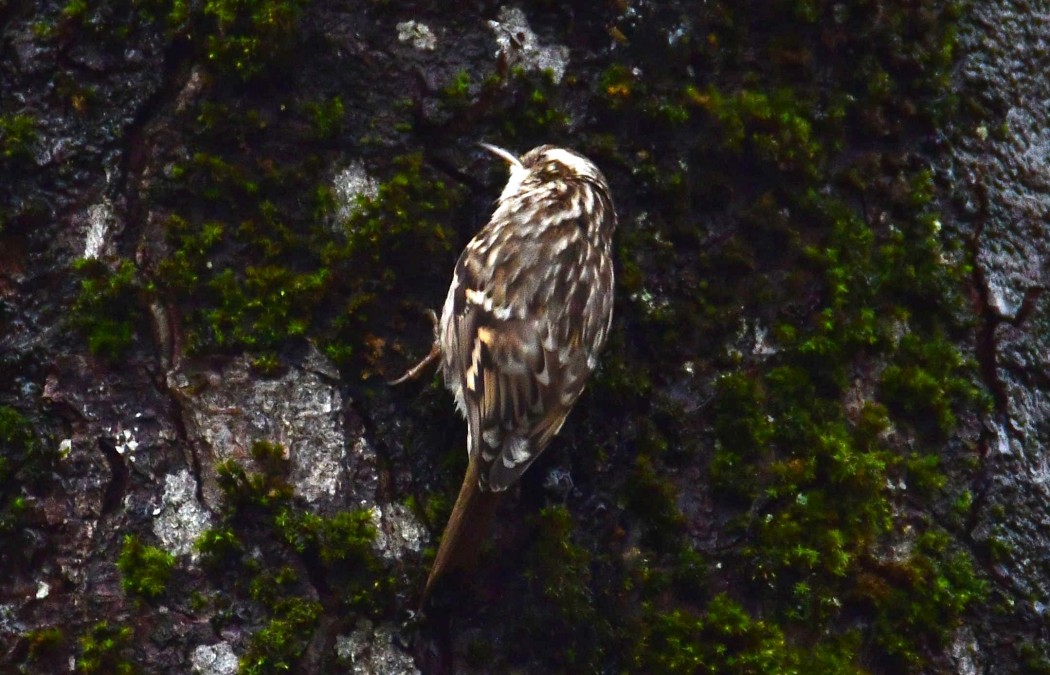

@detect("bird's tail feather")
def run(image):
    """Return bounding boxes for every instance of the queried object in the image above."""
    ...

[420,456,501,608]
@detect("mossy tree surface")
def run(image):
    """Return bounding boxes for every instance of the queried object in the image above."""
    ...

[342,1,981,671]
[0,0,1006,671]
[569,1,986,671]
[0,406,58,554]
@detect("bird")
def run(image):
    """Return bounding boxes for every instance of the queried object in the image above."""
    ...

[394,143,617,606]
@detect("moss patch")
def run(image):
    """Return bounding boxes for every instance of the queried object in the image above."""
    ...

[196,440,394,673]
[117,534,176,600]
[76,621,137,675]
[0,406,57,544]
[499,0,986,670]
[0,114,38,163]
[72,259,147,361]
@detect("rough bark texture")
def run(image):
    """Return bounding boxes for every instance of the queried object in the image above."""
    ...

[1,1,1047,673]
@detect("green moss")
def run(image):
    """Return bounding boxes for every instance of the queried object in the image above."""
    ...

[117,535,176,600]
[196,526,244,568]
[0,407,40,484]
[105,0,421,374]
[215,440,295,512]
[128,0,465,376]
[516,84,571,134]
[442,70,474,107]
[304,96,344,140]
[577,1,984,669]
[623,455,686,552]
[198,440,394,672]
[76,621,136,675]
[61,0,88,21]
[1019,641,1050,674]
[634,594,861,674]
[201,265,327,351]
[600,64,696,129]
[709,371,775,502]
[598,65,634,107]
[200,0,308,80]
[24,626,65,662]
[862,531,988,669]
[0,406,56,537]
[691,86,824,179]
[879,333,980,439]
[72,259,145,361]
[450,68,573,144]
[704,335,982,659]
[0,114,38,162]
[155,133,460,372]
[273,508,392,611]
[516,506,610,669]
[318,152,459,370]
[525,507,591,613]
[248,351,281,373]
[982,532,1012,563]
[241,568,322,675]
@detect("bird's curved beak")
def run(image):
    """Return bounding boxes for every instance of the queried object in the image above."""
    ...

[478,143,523,170]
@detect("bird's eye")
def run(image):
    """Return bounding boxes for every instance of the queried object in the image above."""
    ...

[541,163,563,179]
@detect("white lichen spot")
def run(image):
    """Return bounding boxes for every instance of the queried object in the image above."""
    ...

[176,67,206,113]
[83,200,114,259]
[179,348,351,509]
[667,21,691,46]
[58,438,72,458]
[629,288,670,317]
[988,279,1020,319]
[370,503,428,560]
[153,469,213,559]
[543,466,573,494]
[994,422,1012,456]
[336,620,421,674]
[489,7,570,84]
[396,20,437,51]
[332,162,379,224]
[887,315,909,347]
[192,642,239,675]
[35,581,50,599]
[114,428,138,455]
[752,322,778,356]
[949,626,982,675]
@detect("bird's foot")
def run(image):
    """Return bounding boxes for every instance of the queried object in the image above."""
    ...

[389,309,441,385]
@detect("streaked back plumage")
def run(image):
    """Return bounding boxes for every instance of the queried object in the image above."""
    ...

[439,145,616,490]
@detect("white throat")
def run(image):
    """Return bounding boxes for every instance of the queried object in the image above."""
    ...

[499,164,527,203]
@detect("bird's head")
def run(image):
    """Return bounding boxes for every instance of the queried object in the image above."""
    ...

[479,143,609,202]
